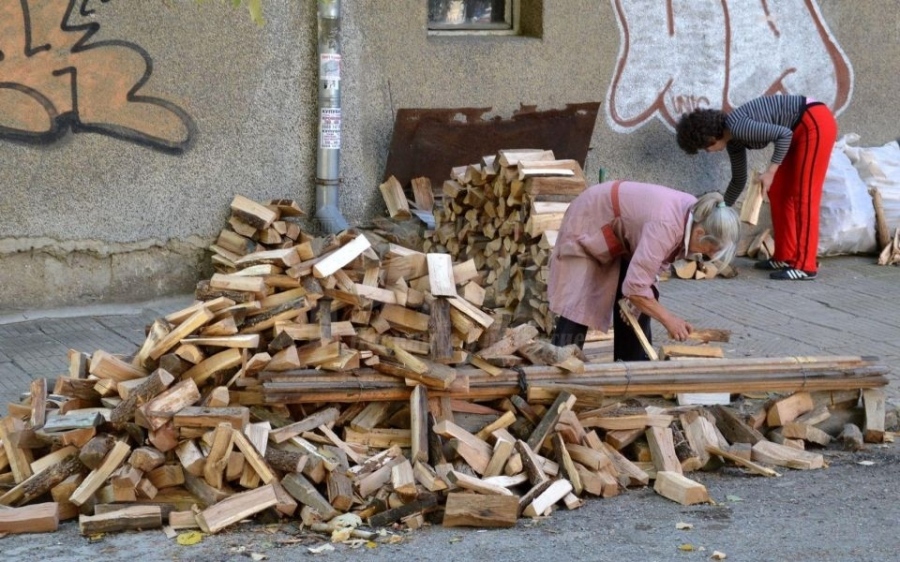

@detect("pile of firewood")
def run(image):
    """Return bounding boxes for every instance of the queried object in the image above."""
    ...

[0,195,891,538]
[421,149,587,333]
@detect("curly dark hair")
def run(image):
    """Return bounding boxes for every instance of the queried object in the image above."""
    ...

[675,109,728,154]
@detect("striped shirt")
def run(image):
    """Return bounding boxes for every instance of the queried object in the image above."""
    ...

[724,95,807,205]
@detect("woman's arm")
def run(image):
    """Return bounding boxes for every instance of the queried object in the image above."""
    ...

[626,295,693,341]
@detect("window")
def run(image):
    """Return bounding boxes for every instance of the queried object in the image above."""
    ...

[428,0,515,33]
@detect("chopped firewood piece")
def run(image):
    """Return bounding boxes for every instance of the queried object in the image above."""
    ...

[232,429,276,484]
[767,392,815,427]
[434,421,492,474]
[527,390,574,451]
[197,484,278,534]
[522,478,572,517]
[89,350,148,382]
[709,405,766,445]
[149,308,215,360]
[313,234,373,278]
[654,471,709,505]
[79,505,162,535]
[282,473,338,520]
[646,426,683,474]
[0,502,60,534]
[269,407,340,443]
[326,471,355,512]
[862,388,886,443]
[379,175,412,218]
[443,493,518,528]
[426,253,457,297]
[751,441,824,470]
[231,195,278,229]
[367,492,438,528]
[69,441,131,506]
[137,379,201,431]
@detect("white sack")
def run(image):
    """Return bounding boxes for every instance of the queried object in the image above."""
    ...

[817,136,877,256]
[843,133,900,235]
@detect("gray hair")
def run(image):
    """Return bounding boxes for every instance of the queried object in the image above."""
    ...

[691,192,740,265]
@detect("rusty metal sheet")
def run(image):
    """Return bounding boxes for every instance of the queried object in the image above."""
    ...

[383,102,601,189]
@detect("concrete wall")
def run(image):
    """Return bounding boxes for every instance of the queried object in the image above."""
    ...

[0,0,894,311]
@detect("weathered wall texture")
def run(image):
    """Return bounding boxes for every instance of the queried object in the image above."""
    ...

[0,0,894,310]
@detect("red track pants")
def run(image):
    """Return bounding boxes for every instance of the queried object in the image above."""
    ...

[768,103,837,273]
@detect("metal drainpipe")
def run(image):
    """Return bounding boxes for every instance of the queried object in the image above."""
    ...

[315,0,349,233]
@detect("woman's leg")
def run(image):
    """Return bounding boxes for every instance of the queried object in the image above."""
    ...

[551,316,588,349]
[793,105,837,272]
[613,259,657,361]
[770,105,836,273]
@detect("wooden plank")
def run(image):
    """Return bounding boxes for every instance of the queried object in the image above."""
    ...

[616,299,658,360]
[443,493,518,528]
[705,445,780,477]
[196,484,277,534]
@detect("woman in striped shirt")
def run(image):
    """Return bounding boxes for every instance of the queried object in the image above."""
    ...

[675,95,837,280]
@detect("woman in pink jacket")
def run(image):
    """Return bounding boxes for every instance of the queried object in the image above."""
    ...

[548,180,740,360]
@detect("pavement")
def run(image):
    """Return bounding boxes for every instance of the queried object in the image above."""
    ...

[0,254,898,408]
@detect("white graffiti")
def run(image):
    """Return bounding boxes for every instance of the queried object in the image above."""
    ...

[605,0,854,132]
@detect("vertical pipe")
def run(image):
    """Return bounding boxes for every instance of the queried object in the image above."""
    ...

[315,0,349,233]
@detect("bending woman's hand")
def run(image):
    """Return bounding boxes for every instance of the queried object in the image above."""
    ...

[760,163,779,193]
[661,315,693,341]
[626,295,694,341]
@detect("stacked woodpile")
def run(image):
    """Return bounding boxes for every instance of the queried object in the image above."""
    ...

[421,149,587,333]
[0,195,891,538]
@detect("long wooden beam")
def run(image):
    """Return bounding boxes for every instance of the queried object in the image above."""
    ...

[256,356,888,404]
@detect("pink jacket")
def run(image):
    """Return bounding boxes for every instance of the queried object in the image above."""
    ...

[548,181,697,331]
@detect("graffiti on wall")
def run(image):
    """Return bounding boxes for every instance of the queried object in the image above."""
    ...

[605,0,854,133]
[0,0,196,153]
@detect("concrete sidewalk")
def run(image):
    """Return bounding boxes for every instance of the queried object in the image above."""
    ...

[1,255,897,407]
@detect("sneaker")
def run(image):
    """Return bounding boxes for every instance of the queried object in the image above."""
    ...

[753,259,790,270]
[769,268,817,280]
